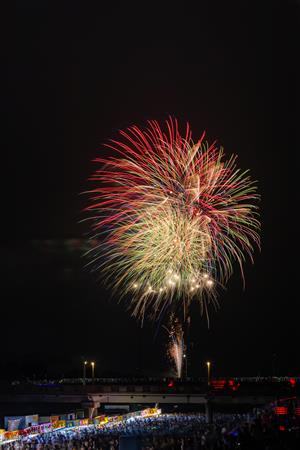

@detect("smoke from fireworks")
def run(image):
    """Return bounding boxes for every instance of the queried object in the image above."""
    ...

[164,316,185,379]
[85,118,260,320]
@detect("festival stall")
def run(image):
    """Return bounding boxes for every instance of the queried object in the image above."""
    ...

[0,407,161,445]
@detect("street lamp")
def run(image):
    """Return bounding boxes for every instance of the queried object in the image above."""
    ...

[206,361,211,386]
[183,353,188,379]
[91,361,95,382]
[83,360,88,385]
[206,361,212,424]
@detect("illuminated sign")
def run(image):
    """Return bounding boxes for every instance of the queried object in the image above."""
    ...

[275,407,288,415]
[211,380,226,390]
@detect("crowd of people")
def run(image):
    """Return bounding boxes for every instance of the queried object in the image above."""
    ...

[1,410,300,449]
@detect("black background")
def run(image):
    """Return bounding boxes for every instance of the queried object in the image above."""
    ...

[2,1,298,380]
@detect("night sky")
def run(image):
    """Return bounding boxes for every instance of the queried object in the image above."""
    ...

[3,1,298,380]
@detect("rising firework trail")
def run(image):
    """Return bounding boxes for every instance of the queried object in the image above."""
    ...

[164,316,185,379]
[84,117,260,322]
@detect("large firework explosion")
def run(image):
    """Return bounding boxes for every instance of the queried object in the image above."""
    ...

[84,118,260,321]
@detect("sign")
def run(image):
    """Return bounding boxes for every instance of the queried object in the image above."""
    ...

[5,416,24,431]
[39,416,51,424]
[76,410,85,419]
[275,406,288,415]
[25,415,39,427]
[50,416,60,423]
[104,405,130,411]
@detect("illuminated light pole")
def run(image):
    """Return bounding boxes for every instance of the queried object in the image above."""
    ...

[83,361,88,385]
[206,361,212,424]
[183,353,188,379]
[206,361,211,386]
[91,361,95,382]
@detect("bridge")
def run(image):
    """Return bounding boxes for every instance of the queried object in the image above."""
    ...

[1,377,299,417]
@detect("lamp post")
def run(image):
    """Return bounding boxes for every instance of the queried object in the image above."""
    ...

[91,361,95,382]
[183,353,188,379]
[206,361,211,387]
[83,360,88,385]
[206,361,212,424]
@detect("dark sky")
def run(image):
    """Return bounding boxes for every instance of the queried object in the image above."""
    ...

[2,1,298,380]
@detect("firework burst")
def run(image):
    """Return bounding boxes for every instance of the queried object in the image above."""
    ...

[84,118,260,320]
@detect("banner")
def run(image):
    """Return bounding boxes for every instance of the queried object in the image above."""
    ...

[140,408,160,417]
[79,419,89,426]
[4,416,25,431]
[50,416,60,423]
[39,416,51,424]
[25,415,39,427]
[52,420,66,429]
[4,430,19,440]
[94,415,108,426]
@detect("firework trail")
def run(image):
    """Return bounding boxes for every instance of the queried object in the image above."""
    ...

[164,316,184,379]
[84,118,260,321]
